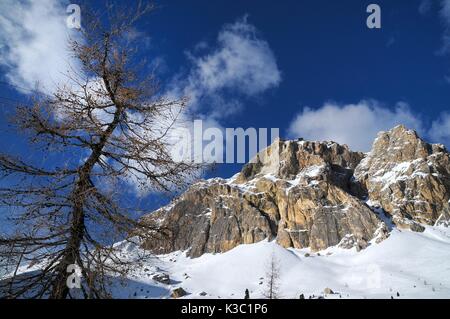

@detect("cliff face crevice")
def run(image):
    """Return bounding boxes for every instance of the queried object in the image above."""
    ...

[140,126,450,257]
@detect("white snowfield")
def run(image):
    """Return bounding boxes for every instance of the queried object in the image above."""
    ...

[112,225,450,299]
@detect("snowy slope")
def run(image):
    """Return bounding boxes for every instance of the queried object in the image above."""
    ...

[113,225,450,299]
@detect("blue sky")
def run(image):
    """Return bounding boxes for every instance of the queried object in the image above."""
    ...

[119,0,449,178]
[0,0,450,205]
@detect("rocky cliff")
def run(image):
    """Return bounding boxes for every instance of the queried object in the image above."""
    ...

[140,125,450,257]
[354,126,450,231]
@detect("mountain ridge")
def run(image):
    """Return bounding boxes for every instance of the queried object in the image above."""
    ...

[139,125,450,257]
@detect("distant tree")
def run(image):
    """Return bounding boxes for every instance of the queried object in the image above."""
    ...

[244,288,250,299]
[0,1,200,299]
[263,253,281,299]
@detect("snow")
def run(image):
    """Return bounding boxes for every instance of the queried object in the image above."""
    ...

[282,165,325,194]
[372,161,411,184]
[366,200,394,230]
[300,165,324,178]
[370,160,434,191]
[214,164,325,197]
[109,225,450,299]
[262,174,279,182]
[231,181,257,194]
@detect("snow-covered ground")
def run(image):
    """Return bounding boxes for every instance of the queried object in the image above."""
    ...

[112,225,450,299]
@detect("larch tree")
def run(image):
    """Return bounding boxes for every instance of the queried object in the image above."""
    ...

[263,253,281,299]
[0,1,200,299]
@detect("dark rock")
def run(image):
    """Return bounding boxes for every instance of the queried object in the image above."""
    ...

[152,273,170,285]
[171,287,188,298]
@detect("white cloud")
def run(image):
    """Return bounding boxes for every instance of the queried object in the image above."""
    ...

[429,112,450,143]
[0,0,79,94]
[169,15,281,119]
[152,16,282,179]
[287,100,424,152]
[0,5,282,193]
[192,16,281,96]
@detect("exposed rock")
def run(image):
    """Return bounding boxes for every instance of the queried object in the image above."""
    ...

[140,182,275,257]
[373,223,391,243]
[171,287,188,298]
[354,125,450,229]
[436,213,450,227]
[140,139,384,257]
[392,214,425,232]
[323,287,334,294]
[340,236,368,252]
[139,127,450,258]
[152,273,170,285]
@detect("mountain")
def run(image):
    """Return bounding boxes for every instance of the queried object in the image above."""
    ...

[4,125,450,299]
[355,126,450,229]
[139,125,450,258]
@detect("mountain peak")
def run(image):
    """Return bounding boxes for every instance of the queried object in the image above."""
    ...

[234,138,363,183]
[139,126,450,258]
[356,126,450,228]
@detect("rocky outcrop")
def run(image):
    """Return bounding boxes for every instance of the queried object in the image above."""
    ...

[140,126,450,258]
[141,139,384,257]
[171,287,188,298]
[354,125,450,229]
[152,273,170,284]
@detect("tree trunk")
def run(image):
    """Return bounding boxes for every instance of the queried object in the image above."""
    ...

[49,171,89,299]
[50,103,123,298]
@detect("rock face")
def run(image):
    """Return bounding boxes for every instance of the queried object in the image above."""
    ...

[354,125,450,229]
[140,126,450,258]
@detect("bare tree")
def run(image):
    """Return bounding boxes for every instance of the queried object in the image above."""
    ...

[0,1,200,299]
[263,253,281,299]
